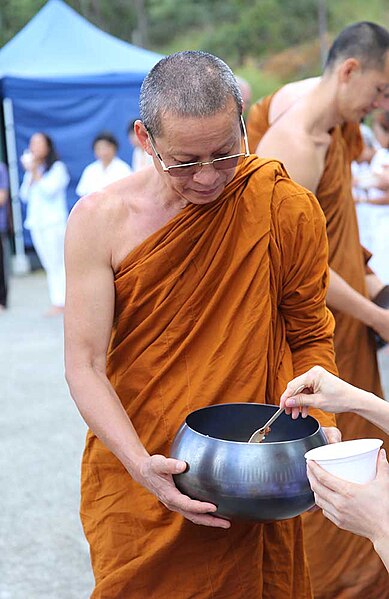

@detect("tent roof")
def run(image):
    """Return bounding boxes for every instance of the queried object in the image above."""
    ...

[0,0,162,78]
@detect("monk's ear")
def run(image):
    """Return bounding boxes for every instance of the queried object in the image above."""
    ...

[134,120,152,155]
[338,58,360,83]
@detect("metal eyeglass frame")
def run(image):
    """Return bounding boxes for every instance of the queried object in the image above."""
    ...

[146,114,250,177]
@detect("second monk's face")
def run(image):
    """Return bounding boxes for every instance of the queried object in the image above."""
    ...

[341,52,389,121]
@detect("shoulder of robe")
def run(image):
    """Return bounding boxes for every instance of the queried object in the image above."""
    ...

[241,156,322,227]
[270,173,325,231]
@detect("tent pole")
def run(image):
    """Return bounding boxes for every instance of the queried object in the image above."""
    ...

[3,97,30,275]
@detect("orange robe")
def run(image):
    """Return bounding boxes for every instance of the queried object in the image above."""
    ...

[81,157,337,599]
[248,98,389,598]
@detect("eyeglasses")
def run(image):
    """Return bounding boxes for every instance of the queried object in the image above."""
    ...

[146,115,250,177]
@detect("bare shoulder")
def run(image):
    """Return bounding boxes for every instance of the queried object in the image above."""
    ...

[66,167,160,270]
[257,126,322,193]
[66,176,138,265]
[269,77,320,123]
[67,187,124,243]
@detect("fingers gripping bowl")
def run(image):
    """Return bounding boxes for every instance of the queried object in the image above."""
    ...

[170,403,328,522]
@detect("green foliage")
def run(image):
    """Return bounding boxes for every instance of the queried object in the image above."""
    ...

[0,0,46,45]
[0,0,388,76]
[235,64,284,104]
[329,0,389,32]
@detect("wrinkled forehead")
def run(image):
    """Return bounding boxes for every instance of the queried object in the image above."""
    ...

[155,100,240,140]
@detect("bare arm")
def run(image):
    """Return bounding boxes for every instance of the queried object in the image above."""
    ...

[327,269,389,342]
[64,196,148,469]
[64,195,229,528]
[367,194,389,205]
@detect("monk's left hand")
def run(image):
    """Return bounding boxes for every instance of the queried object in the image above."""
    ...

[322,426,342,444]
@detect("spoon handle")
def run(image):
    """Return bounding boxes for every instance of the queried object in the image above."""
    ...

[258,406,284,433]
[258,383,307,432]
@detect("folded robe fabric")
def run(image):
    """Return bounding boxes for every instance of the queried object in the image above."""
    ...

[81,156,337,599]
[248,99,389,599]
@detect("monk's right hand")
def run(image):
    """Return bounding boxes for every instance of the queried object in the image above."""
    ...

[135,454,231,529]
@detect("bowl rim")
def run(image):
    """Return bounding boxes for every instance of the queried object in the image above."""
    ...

[183,402,322,446]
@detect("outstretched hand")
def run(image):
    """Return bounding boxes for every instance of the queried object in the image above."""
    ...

[280,366,359,420]
[134,454,231,529]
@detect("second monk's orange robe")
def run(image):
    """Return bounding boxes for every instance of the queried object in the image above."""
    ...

[247,97,389,599]
[81,157,337,599]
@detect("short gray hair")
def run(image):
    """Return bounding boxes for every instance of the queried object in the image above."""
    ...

[140,50,243,137]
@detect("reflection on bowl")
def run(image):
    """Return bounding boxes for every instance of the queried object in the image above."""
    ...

[170,403,327,522]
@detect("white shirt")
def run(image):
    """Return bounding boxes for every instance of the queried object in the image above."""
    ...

[76,157,132,197]
[20,161,69,230]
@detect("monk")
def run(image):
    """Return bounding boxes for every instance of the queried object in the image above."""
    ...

[247,21,389,599]
[64,50,339,599]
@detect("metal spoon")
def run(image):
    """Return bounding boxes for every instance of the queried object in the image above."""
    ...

[247,384,306,443]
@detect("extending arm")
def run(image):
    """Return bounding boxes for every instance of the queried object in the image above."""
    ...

[348,391,389,435]
[327,268,389,341]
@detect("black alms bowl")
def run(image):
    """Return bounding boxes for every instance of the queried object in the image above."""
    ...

[170,403,327,522]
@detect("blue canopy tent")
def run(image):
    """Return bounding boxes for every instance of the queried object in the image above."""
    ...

[0,0,162,270]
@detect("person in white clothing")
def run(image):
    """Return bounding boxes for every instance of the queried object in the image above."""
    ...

[366,140,389,282]
[352,123,379,252]
[353,114,389,283]
[20,132,69,315]
[76,132,132,196]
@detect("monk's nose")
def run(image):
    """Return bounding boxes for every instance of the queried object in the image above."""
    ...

[192,163,219,185]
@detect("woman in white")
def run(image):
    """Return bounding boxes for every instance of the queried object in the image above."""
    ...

[76,132,132,197]
[20,132,69,315]
[280,366,389,571]
[353,114,389,284]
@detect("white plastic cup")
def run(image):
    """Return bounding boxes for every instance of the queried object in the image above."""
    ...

[304,438,383,483]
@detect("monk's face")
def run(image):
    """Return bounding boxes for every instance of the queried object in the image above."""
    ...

[150,100,243,205]
[338,53,389,122]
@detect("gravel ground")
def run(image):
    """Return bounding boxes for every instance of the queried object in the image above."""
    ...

[1,271,93,599]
